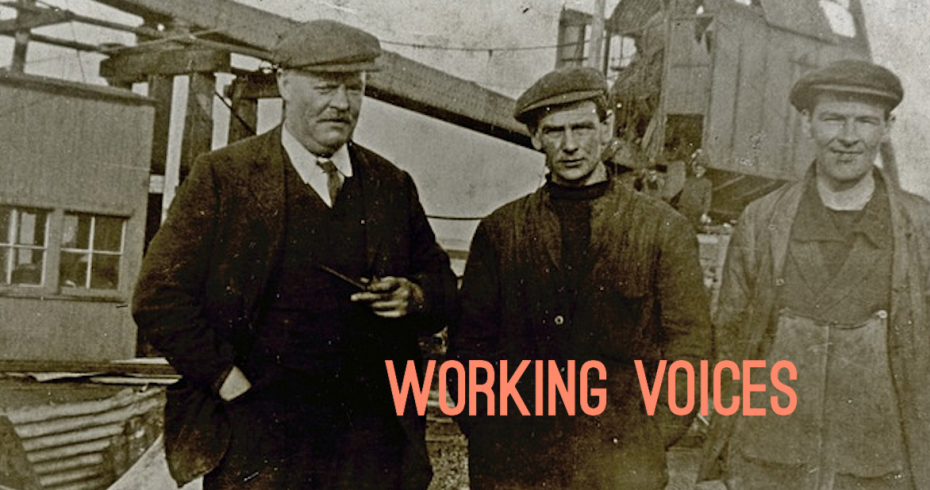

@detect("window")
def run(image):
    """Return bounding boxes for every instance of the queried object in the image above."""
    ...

[60,213,126,290]
[0,206,49,286]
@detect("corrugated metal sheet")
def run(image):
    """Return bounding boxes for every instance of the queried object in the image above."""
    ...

[1,387,164,490]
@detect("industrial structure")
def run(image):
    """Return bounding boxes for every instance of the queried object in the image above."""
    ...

[561,0,880,218]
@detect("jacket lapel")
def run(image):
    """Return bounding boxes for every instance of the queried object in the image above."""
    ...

[530,189,562,272]
[244,126,286,316]
[349,143,384,271]
[768,175,807,282]
[247,126,287,224]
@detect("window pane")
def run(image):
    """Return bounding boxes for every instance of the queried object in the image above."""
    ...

[60,252,89,288]
[62,214,79,249]
[90,254,119,289]
[93,216,123,252]
[11,250,43,285]
[16,209,48,247]
[0,207,10,245]
[0,247,9,284]
[63,214,92,249]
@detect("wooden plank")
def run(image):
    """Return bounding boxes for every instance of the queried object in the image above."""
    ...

[92,0,530,146]
[0,360,176,377]
[0,71,154,105]
[100,48,230,83]
[759,33,798,178]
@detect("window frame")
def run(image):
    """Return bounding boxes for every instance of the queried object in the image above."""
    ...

[0,205,52,291]
[0,203,130,302]
[59,212,128,296]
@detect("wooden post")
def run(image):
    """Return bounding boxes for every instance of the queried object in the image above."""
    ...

[143,75,174,252]
[586,0,606,70]
[226,77,258,144]
[10,0,36,73]
[179,72,215,184]
[148,75,174,176]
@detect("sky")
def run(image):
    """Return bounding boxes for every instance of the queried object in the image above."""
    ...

[1,0,928,199]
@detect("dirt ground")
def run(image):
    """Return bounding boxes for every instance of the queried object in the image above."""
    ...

[425,411,704,490]
[0,376,704,490]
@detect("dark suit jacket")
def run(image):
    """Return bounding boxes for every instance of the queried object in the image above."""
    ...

[132,126,457,487]
[450,180,711,489]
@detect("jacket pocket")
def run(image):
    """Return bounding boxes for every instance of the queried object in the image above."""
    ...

[163,380,232,485]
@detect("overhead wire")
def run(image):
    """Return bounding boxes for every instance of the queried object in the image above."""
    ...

[61,0,87,83]
[381,38,588,53]
[212,88,257,137]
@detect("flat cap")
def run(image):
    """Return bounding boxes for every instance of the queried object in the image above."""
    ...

[514,66,608,124]
[790,59,903,111]
[273,19,381,72]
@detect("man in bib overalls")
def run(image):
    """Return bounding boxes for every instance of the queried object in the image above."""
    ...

[702,60,930,490]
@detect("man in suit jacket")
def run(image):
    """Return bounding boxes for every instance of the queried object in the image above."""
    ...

[132,20,457,490]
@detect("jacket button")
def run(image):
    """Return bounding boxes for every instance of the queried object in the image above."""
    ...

[554,315,565,326]
[877,310,888,319]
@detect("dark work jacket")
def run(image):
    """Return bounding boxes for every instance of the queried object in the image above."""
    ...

[131,126,457,487]
[449,178,712,489]
[701,167,930,489]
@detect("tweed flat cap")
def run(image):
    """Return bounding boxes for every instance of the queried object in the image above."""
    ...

[273,20,381,72]
[514,66,608,124]
[790,59,903,111]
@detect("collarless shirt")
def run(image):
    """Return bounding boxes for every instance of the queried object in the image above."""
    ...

[281,125,353,208]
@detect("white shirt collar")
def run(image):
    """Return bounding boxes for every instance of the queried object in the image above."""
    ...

[280,125,353,207]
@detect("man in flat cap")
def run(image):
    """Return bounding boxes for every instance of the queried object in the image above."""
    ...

[448,66,711,489]
[701,59,930,489]
[133,19,456,490]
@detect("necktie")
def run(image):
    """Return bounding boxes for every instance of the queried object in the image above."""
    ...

[316,156,343,205]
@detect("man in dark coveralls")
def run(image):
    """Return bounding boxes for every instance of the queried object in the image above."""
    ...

[132,20,457,490]
[448,66,711,489]
[701,59,930,490]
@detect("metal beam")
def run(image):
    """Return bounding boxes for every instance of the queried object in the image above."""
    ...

[91,0,530,146]
[0,32,101,52]
[0,6,69,34]
[2,0,270,58]
[100,48,230,82]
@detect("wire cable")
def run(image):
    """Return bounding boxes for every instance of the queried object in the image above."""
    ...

[213,88,257,136]
[381,38,588,53]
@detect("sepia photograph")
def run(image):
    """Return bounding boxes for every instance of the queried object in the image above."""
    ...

[1,1,929,489]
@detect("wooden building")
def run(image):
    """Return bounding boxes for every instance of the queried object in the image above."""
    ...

[0,72,154,361]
